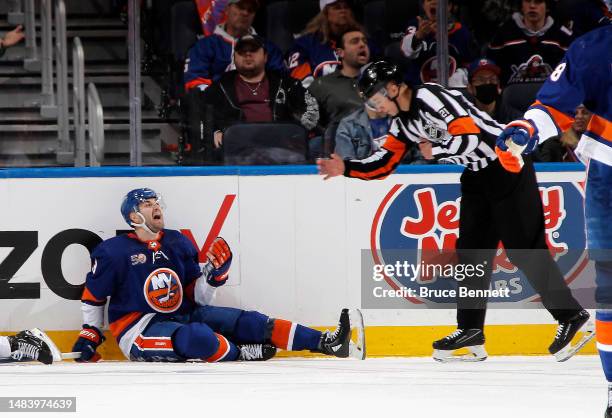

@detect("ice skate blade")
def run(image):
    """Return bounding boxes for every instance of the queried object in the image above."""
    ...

[349,309,366,360]
[29,328,62,363]
[433,346,488,363]
[554,329,595,362]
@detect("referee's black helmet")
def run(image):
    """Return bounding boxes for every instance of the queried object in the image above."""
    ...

[358,61,404,98]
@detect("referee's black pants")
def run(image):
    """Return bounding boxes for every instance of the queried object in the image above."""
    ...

[455,157,583,330]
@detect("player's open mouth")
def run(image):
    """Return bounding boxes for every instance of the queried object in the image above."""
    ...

[153,214,161,220]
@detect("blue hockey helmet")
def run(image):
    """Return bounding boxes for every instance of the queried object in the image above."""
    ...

[120,188,160,226]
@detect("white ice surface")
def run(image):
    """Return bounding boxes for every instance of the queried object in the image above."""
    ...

[0,356,605,418]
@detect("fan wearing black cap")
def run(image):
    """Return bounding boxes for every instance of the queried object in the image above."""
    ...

[199,34,319,153]
[318,60,588,363]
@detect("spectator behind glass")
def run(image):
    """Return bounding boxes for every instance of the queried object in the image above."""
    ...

[287,0,379,86]
[486,0,573,86]
[183,0,285,92]
[0,25,25,58]
[399,0,477,87]
[309,28,370,129]
[307,27,370,157]
[466,58,522,124]
[200,35,319,154]
[535,104,593,162]
[334,104,390,160]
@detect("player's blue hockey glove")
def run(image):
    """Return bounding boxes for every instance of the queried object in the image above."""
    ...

[495,119,539,173]
[72,325,105,362]
[206,237,232,287]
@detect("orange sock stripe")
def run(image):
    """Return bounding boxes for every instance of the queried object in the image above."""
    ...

[271,319,293,350]
[206,334,231,362]
[596,320,612,345]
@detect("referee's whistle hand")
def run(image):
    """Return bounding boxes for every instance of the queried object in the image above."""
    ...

[317,154,345,180]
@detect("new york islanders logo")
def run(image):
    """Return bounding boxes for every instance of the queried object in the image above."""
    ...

[372,183,588,304]
[143,268,183,313]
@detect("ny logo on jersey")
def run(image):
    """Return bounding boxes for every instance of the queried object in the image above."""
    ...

[143,268,183,313]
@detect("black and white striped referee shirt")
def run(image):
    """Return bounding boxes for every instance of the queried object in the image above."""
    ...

[345,83,504,179]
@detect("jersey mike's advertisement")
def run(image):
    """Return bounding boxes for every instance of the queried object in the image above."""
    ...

[367,180,590,307]
[0,167,596,356]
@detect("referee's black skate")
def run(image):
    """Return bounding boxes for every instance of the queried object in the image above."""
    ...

[549,309,594,362]
[432,328,487,362]
[237,343,277,361]
[8,329,53,365]
[316,308,351,358]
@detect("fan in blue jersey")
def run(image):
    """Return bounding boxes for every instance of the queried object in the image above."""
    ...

[496,24,611,416]
[71,188,365,363]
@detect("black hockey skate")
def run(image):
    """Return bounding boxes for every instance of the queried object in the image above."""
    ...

[8,329,54,365]
[316,308,351,358]
[432,328,487,362]
[549,309,594,362]
[237,343,277,361]
[606,406,612,418]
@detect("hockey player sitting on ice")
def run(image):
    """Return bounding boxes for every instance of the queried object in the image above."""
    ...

[71,188,365,363]
[0,329,62,364]
[317,60,591,363]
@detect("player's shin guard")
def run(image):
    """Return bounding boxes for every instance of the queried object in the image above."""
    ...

[596,310,612,381]
[270,319,321,351]
[173,324,238,362]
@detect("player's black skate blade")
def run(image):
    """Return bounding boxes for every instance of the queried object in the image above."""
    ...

[549,309,594,361]
[8,329,53,365]
[606,405,612,418]
[432,329,487,362]
[315,308,351,358]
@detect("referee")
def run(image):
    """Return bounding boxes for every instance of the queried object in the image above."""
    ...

[318,60,590,362]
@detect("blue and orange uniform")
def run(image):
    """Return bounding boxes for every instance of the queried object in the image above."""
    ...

[80,229,322,362]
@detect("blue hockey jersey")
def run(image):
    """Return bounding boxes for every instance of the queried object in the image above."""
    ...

[286,32,380,82]
[184,25,285,91]
[524,25,611,165]
[81,230,215,357]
